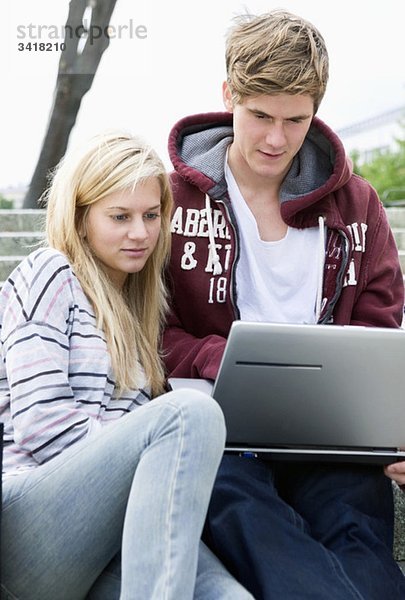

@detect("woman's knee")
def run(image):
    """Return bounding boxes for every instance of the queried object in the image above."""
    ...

[163,389,226,449]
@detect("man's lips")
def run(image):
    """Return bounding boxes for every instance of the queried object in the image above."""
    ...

[258,149,284,159]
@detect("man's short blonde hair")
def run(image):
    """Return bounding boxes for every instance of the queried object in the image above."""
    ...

[225,9,329,113]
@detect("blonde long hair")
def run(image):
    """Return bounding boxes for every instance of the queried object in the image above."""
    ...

[44,132,173,396]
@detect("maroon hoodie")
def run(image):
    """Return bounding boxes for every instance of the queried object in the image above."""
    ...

[163,112,404,379]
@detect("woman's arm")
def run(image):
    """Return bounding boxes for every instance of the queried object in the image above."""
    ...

[1,250,99,464]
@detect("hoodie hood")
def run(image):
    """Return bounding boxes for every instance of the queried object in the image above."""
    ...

[168,111,353,228]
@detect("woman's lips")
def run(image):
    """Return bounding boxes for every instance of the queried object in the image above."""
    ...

[121,248,147,256]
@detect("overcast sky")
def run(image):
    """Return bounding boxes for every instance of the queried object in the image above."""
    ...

[2,0,405,189]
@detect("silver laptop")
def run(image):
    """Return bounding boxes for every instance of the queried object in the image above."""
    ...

[169,321,405,464]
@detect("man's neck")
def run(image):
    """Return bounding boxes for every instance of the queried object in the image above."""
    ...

[227,154,288,242]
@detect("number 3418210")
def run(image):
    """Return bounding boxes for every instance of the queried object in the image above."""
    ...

[17,42,66,52]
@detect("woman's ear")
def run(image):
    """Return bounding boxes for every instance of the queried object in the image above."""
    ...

[77,206,89,239]
[78,219,87,239]
[222,81,234,113]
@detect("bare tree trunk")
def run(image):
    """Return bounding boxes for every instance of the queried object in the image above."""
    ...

[24,0,118,208]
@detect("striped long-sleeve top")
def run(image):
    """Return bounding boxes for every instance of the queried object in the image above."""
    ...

[0,248,151,479]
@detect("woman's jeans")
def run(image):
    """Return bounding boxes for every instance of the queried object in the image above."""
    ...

[1,389,253,600]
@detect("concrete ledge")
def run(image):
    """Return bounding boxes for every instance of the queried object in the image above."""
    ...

[386,207,405,229]
[0,208,46,231]
[0,232,44,255]
[0,256,25,280]
[394,483,405,561]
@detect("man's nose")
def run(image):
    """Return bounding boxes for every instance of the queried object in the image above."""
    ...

[265,123,287,147]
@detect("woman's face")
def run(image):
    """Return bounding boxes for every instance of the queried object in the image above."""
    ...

[85,177,162,288]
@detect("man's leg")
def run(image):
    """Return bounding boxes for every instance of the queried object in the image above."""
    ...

[194,542,255,599]
[280,462,405,600]
[203,455,366,600]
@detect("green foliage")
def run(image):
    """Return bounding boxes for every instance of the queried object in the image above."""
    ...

[351,123,405,205]
[0,194,13,209]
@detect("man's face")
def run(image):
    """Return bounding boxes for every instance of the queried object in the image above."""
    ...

[223,83,315,187]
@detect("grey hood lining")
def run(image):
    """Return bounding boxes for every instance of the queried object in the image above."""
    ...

[179,123,335,202]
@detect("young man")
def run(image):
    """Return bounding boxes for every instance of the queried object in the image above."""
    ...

[163,10,405,599]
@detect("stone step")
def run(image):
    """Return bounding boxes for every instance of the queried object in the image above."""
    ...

[0,256,24,282]
[399,251,405,273]
[0,210,45,287]
[0,232,44,256]
[0,208,46,232]
[385,207,405,229]
[391,229,405,251]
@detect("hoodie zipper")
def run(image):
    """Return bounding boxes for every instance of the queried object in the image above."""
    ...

[214,195,241,320]
[315,215,326,322]
[208,197,348,325]
[318,228,351,324]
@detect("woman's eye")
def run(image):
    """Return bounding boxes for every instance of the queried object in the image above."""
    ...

[112,214,128,221]
[145,213,160,220]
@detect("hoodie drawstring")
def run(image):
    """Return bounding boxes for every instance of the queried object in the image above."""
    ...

[205,194,222,275]
[315,215,326,322]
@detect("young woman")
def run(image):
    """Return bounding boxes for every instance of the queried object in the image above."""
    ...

[0,133,252,600]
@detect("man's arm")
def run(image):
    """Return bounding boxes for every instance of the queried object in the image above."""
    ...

[385,463,405,487]
[349,201,404,328]
[163,309,226,380]
[354,202,405,480]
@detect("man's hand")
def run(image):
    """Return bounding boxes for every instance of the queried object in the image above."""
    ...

[384,461,405,487]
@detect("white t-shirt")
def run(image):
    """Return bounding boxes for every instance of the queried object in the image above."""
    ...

[225,160,321,324]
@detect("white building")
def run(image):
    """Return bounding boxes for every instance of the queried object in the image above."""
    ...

[0,184,27,209]
[337,105,405,164]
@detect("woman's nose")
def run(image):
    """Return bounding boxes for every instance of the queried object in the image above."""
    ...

[127,218,148,240]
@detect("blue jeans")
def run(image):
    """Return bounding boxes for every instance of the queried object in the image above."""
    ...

[86,541,254,600]
[203,455,405,600]
[1,390,253,600]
